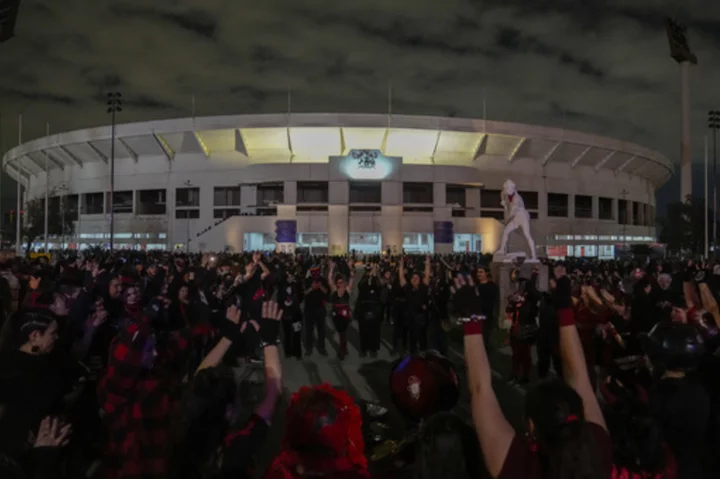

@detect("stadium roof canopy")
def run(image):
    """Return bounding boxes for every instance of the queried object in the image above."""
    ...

[2,113,673,186]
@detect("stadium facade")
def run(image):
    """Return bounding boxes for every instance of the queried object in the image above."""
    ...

[1,113,672,258]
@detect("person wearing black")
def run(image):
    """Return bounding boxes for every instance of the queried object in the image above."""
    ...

[355,263,382,358]
[277,268,303,359]
[427,266,450,355]
[644,321,710,479]
[328,261,354,360]
[399,256,431,354]
[302,266,328,357]
[536,280,561,380]
[390,270,407,355]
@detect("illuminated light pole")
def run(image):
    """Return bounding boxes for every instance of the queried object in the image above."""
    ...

[106,92,122,251]
[183,180,193,252]
[709,111,720,252]
[666,18,697,202]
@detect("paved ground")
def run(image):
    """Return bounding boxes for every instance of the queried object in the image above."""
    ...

[245,269,540,472]
[249,314,536,472]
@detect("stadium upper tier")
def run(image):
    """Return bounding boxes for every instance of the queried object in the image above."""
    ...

[2,113,673,186]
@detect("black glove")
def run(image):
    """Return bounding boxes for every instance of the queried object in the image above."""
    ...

[259,318,280,347]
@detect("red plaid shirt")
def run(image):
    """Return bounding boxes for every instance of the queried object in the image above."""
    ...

[98,320,189,479]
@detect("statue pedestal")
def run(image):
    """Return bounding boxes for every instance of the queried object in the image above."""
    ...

[491,257,548,326]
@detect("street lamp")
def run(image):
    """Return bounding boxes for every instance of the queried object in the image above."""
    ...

[107,92,122,251]
[58,183,68,249]
[183,180,194,252]
[709,110,720,251]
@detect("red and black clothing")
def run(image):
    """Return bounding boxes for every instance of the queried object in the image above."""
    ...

[220,414,269,479]
[98,320,188,479]
[330,290,351,358]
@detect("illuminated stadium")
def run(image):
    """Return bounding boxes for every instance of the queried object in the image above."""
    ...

[1,113,673,257]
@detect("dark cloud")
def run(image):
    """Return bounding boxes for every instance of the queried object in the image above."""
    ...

[0,87,76,105]
[0,0,718,189]
[109,4,217,40]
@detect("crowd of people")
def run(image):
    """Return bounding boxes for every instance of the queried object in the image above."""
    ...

[0,248,717,479]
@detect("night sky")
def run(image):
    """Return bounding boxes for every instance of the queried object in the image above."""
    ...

[1,1,719,214]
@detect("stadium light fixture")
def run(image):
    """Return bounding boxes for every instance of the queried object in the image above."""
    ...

[106,92,122,251]
[666,18,697,202]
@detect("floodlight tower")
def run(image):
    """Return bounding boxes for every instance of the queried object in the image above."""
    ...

[666,18,697,202]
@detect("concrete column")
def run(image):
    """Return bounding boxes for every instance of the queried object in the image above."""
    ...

[538,183,548,220]
[466,187,480,218]
[328,205,349,254]
[166,187,176,248]
[592,196,599,219]
[241,185,257,215]
[433,183,446,206]
[283,181,297,205]
[613,198,619,223]
[381,205,403,255]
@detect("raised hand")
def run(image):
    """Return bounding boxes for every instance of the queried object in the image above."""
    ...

[258,300,283,347]
[34,417,72,448]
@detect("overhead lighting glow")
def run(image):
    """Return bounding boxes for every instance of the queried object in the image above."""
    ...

[384,128,437,158]
[435,131,484,154]
[342,128,386,154]
[241,128,290,156]
[289,127,341,158]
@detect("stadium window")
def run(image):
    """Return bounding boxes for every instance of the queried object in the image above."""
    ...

[214,186,241,207]
[214,208,240,219]
[599,197,613,220]
[176,187,200,207]
[403,182,433,204]
[175,209,200,219]
[256,183,284,206]
[83,193,104,215]
[480,189,502,208]
[618,199,628,225]
[520,191,539,210]
[645,204,655,226]
[632,202,642,225]
[349,182,381,203]
[137,189,167,215]
[547,193,569,217]
[106,191,133,214]
[574,195,592,219]
[446,185,466,207]
[298,182,329,203]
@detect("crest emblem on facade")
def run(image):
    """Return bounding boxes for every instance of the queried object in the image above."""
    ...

[407,375,422,400]
[351,149,378,169]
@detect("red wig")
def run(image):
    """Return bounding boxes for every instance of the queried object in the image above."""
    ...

[265,384,369,479]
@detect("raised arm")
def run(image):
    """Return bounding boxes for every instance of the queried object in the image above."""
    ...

[555,268,606,430]
[195,305,241,374]
[328,262,336,293]
[398,258,407,287]
[460,275,515,478]
[254,301,283,421]
[347,263,355,290]
[256,254,271,280]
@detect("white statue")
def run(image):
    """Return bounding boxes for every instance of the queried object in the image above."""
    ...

[497,179,536,259]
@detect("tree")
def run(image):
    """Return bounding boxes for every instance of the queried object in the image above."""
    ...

[657,195,713,255]
[17,193,75,253]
